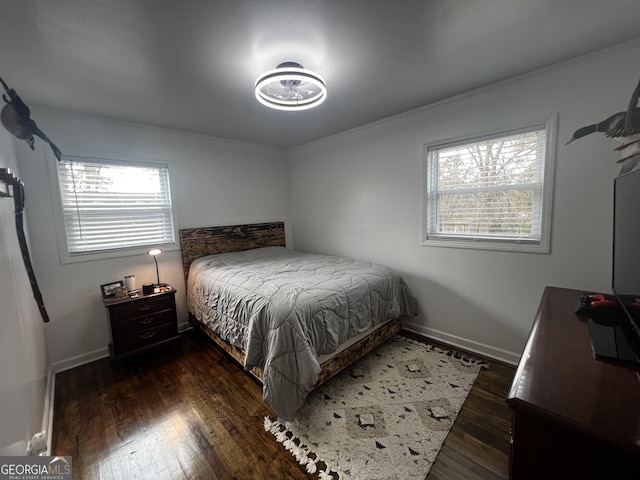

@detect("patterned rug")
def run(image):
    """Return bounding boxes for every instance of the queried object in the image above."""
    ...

[264,335,487,480]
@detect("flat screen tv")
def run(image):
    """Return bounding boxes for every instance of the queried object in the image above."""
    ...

[587,168,640,365]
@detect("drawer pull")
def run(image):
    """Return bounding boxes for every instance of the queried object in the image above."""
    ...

[139,318,153,325]
[139,331,156,340]
[138,305,152,312]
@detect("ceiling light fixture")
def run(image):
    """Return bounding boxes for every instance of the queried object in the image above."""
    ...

[255,62,327,111]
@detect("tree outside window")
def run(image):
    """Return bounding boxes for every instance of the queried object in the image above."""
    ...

[424,118,556,253]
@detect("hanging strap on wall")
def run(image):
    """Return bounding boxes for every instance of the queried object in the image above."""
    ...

[0,168,49,322]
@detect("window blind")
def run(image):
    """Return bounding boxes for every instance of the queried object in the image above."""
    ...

[57,157,175,254]
[426,126,547,244]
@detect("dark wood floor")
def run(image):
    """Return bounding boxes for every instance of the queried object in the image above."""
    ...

[52,331,515,479]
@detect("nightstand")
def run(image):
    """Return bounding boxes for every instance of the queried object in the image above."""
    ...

[103,288,179,359]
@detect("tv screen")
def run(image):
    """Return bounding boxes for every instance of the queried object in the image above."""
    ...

[613,168,640,297]
[597,168,640,364]
[586,169,640,365]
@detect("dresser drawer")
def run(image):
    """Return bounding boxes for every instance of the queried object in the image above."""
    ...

[116,310,174,335]
[112,295,174,320]
[117,322,178,354]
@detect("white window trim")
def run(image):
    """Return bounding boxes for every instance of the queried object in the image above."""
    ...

[421,115,557,253]
[47,152,180,264]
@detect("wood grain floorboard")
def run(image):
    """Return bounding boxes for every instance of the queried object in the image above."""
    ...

[52,331,515,479]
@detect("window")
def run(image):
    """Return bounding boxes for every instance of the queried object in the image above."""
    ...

[424,117,555,252]
[56,156,175,256]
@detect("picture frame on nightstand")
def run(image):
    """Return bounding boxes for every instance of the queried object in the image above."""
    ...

[100,280,125,299]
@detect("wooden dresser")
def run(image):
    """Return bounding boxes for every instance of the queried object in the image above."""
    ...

[507,286,640,478]
[104,288,180,360]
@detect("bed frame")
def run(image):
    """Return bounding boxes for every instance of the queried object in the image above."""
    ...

[179,221,403,387]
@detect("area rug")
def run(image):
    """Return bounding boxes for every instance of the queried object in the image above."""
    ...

[264,335,487,480]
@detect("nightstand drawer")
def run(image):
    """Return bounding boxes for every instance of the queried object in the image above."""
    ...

[118,323,177,353]
[104,289,178,359]
[113,295,173,319]
[117,310,174,335]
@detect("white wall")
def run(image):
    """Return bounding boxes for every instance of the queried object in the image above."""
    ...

[288,43,640,363]
[0,129,49,454]
[11,42,639,372]
[17,110,290,368]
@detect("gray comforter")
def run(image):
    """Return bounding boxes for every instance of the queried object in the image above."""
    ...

[186,246,417,420]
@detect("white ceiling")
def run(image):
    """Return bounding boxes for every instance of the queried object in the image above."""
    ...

[2,1,640,148]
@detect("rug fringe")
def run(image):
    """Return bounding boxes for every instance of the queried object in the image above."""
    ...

[264,416,348,479]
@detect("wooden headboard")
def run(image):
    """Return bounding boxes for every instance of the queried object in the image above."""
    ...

[179,222,286,282]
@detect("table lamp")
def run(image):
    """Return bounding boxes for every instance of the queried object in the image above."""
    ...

[147,248,163,286]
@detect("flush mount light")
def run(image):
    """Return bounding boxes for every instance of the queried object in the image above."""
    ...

[255,62,327,111]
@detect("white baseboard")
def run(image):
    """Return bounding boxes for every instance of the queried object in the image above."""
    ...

[28,366,55,456]
[52,347,110,374]
[44,365,54,456]
[403,322,521,366]
[53,326,192,373]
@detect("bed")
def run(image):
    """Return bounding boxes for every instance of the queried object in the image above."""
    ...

[180,222,417,420]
